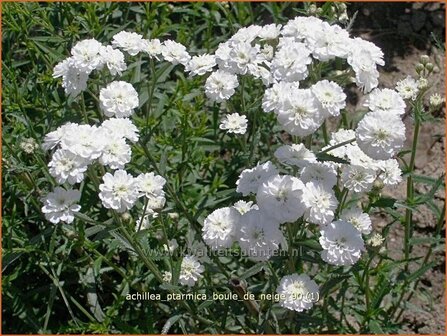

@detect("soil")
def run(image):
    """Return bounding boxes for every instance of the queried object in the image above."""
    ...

[347,3,446,334]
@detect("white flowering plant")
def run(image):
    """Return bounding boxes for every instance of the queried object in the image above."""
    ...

[3,2,445,334]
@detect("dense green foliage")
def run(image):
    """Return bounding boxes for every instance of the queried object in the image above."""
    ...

[2,2,445,334]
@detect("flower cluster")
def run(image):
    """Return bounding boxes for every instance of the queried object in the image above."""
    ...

[195,16,412,311]
[48,13,420,303]
[41,114,166,222]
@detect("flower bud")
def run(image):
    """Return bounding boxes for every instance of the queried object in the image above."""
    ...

[417,77,428,90]
[420,54,430,65]
[373,179,384,190]
[121,212,132,222]
[425,62,434,72]
[307,4,318,16]
[168,212,179,220]
[415,63,425,74]
[339,12,349,23]
[154,229,163,241]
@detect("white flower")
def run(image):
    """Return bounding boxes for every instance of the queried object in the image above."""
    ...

[302,181,338,227]
[219,113,248,134]
[179,255,204,287]
[144,39,162,59]
[53,57,89,97]
[136,172,166,198]
[262,81,300,113]
[260,44,274,61]
[309,23,350,60]
[341,207,372,234]
[229,25,262,44]
[247,63,273,86]
[347,38,384,93]
[367,233,385,247]
[311,80,346,117]
[162,271,172,283]
[376,159,402,185]
[236,161,279,196]
[271,42,312,82]
[256,174,306,224]
[48,149,89,184]
[341,165,376,193]
[161,40,191,65]
[365,88,406,115]
[100,81,139,118]
[60,124,106,160]
[214,42,233,72]
[100,46,127,76]
[232,200,258,215]
[71,39,103,73]
[356,111,406,160]
[276,89,323,137]
[205,70,239,102]
[227,42,264,75]
[345,144,376,169]
[42,122,76,151]
[429,93,444,108]
[99,169,139,213]
[281,16,324,43]
[202,207,240,250]
[146,195,166,211]
[300,163,337,189]
[238,209,285,261]
[41,187,81,224]
[396,76,419,100]
[274,143,316,168]
[20,138,39,154]
[112,31,146,56]
[276,274,319,312]
[319,220,365,266]
[258,23,282,40]
[99,134,131,169]
[100,118,139,143]
[185,54,216,76]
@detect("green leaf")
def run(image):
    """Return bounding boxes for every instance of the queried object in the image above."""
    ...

[161,314,182,334]
[319,275,350,297]
[295,239,322,251]
[369,320,384,333]
[371,197,396,209]
[316,152,350,164]
[109,231,136,253]
[409,236,443,246]
[239,263,265,280]
[405,261,436,283]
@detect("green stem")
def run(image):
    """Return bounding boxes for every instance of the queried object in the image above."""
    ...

[137,197,149,232]
[317,138,356,155]
[404,114,421,268]
[145,58,157,129]
[305,134,313,149]
[321,120,329,145]
[361,254,375,326]
[286,222,295,272]
[390,200,445,320]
